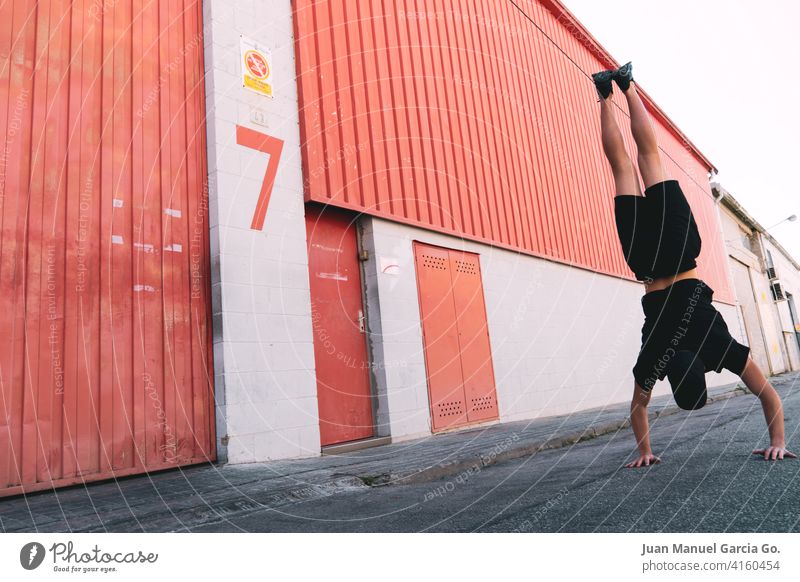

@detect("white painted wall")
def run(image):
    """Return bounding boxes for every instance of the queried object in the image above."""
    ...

[719,206,776,373]
[717,202,800,375]
[203,0,319,463]
[362,216,743,441]
[751,241,788,374]
[720,206,760,270]
[762,237,800,371]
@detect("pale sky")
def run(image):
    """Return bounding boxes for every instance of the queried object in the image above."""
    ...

[564,0,800,259]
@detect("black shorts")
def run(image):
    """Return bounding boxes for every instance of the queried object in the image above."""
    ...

[633,278,750,391]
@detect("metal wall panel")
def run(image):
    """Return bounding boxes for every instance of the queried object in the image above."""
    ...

[293,0,734,303]
[0,0,214,497]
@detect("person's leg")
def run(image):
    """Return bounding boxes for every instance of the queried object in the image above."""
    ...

[621,84,667,189]
[739,357,795,460]
[600,96,641,196]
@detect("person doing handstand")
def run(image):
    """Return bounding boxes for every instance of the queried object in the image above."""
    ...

[592,62,795,468]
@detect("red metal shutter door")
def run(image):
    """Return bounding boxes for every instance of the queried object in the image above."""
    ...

[448,251,500,423]
[0,0,214,498]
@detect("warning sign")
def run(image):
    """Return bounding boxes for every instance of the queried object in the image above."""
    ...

[240,36,273,98]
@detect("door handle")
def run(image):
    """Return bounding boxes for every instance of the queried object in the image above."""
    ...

[358,309,366,333]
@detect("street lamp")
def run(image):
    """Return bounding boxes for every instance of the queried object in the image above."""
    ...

[765,214,797,231]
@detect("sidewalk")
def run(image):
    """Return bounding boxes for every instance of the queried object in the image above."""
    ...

[5,374,796,533]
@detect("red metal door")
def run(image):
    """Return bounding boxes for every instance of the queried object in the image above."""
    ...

[414,242,499,431]
[305,204,374,446]
[0,0,214,498]
[449,251,500,423]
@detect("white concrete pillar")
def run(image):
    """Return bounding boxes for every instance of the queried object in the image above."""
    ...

[203,0,319,463]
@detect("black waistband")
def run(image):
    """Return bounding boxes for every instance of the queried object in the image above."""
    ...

[641,278,713,311]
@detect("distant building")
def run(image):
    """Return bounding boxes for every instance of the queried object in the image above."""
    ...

[762,238,800,370]
[715,185,800,373]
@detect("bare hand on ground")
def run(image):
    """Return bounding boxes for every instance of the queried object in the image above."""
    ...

[624,453,661,468]
[752,447,798,461]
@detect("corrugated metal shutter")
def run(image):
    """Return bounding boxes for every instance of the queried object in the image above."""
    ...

[293,0,734,302]
[0,0,214,497]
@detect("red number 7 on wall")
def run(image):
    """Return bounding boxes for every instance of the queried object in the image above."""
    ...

[236,125,284,230]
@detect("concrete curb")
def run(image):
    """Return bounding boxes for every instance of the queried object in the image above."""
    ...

[356,386,750,487]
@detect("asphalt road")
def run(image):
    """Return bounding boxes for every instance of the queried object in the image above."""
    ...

[191,386,800,533]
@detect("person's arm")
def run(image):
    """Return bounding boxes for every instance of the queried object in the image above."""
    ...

[740,358,798,461]
[625,382,661,468]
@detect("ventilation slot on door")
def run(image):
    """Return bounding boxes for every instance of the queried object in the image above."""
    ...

[422,254,447,270]
[454,259,478,275]
[470,395,495,412]
[436,400,466,417]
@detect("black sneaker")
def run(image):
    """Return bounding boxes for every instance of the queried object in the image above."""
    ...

[591,69,614,100]
[613,61,634,91]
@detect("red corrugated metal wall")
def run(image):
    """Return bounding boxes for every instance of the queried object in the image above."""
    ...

[293,0,734,302]
[0,0,214,497]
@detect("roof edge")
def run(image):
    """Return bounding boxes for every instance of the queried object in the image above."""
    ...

[717,185,800,271]
[536,0,718,174]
